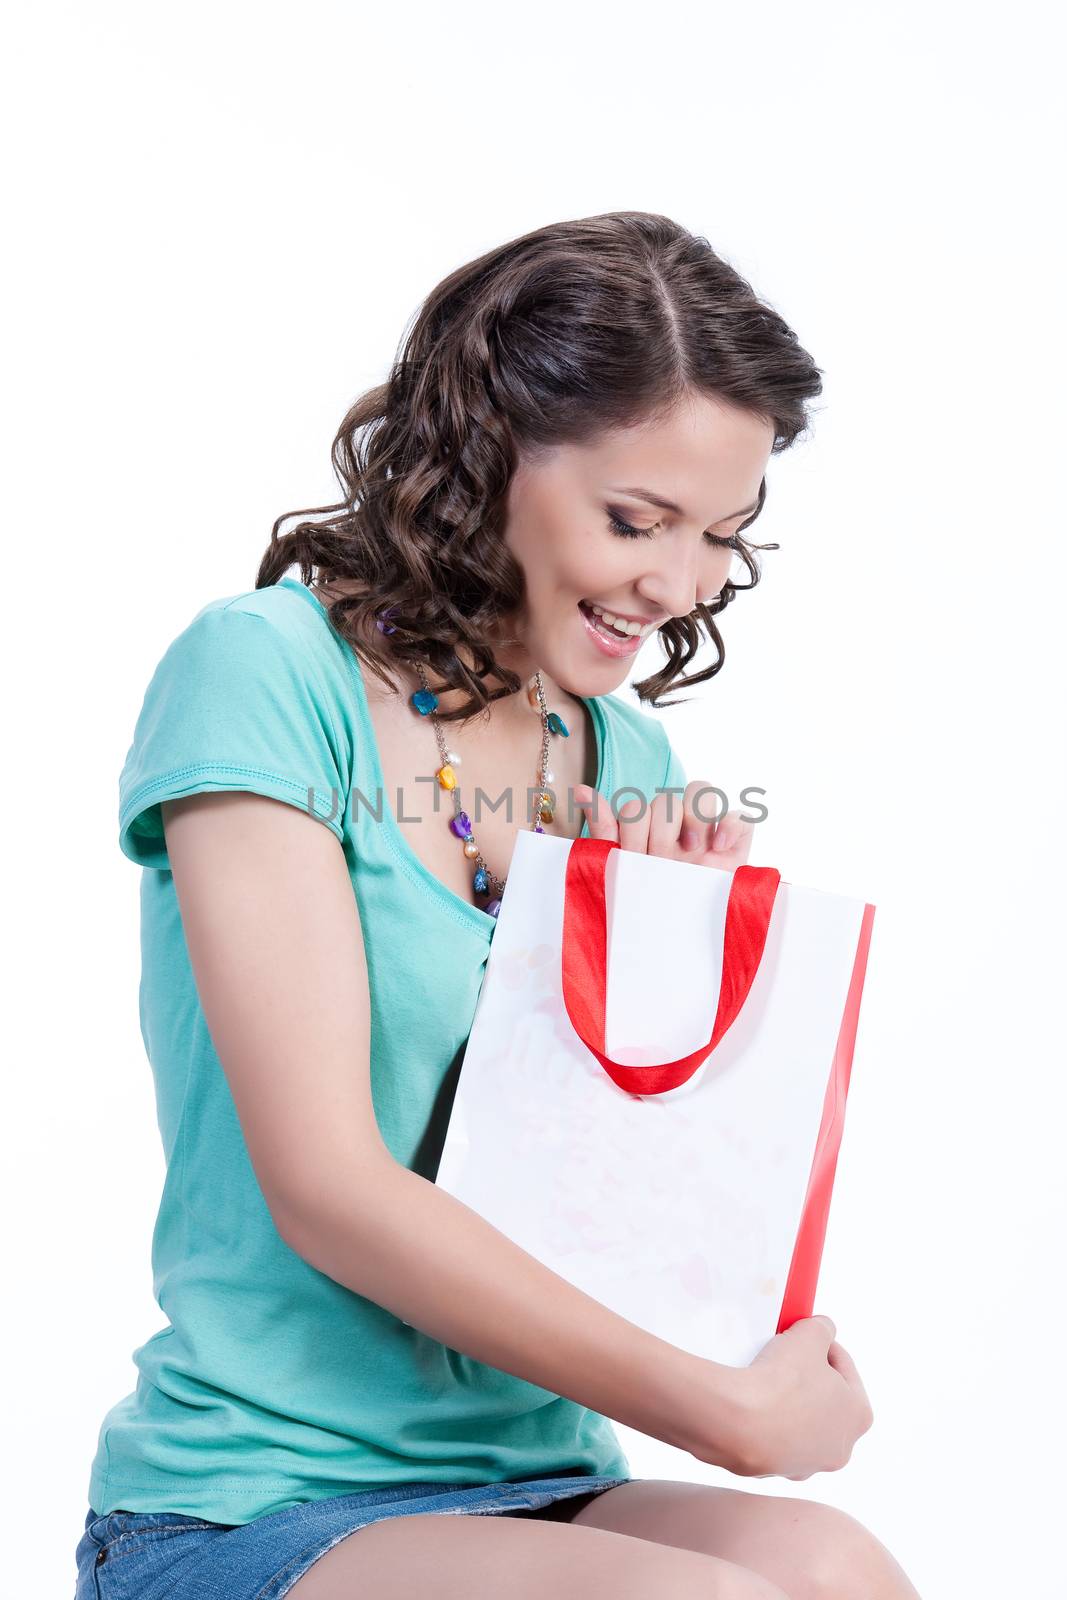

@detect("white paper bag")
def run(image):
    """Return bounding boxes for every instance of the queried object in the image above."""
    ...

[434,831,876,1369]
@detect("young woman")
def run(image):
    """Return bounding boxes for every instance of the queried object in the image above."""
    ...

[74,213,920,1599]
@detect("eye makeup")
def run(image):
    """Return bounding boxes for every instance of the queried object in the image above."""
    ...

[606,509,738,549]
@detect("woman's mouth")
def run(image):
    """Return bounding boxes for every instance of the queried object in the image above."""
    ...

[577,599,656,658]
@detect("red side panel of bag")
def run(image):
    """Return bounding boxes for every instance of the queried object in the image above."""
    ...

[776,902,877,1331]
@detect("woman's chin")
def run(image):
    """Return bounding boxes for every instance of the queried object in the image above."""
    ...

[508,603,649,699]
[549,635,645,701]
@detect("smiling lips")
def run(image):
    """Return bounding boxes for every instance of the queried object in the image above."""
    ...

[578,599,656,657]
[578,599,660,639]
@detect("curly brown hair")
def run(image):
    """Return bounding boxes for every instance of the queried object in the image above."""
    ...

[255,210,823,723]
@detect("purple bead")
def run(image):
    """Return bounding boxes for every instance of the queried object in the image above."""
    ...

[485,898,502,918]
[449,811,473,839]
[533,824,544,833]
[376,607,398,635]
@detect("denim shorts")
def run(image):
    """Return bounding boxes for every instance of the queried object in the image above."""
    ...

[73,1472,633,1599]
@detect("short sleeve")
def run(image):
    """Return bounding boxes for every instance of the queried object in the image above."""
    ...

[659,731,688,794]
[118,605,351,870]
[657,729,688,824]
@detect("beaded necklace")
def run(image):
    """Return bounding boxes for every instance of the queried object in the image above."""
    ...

[375,605,572,917]
[409,659,570,920]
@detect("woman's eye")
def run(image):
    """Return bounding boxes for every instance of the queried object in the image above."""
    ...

[607,510,655,538]
[606,509,738,549]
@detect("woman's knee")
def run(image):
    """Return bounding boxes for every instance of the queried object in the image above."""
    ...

[791,1499,922,1600]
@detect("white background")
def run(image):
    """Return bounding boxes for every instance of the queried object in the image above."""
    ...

[4,3,1064,1596]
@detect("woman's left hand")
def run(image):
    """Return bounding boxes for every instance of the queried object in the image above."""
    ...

[572,780,754,870]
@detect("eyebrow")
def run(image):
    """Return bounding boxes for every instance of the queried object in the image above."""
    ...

[609,485,761,522]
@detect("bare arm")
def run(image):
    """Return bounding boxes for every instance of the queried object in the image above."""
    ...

[160,791,756,1472]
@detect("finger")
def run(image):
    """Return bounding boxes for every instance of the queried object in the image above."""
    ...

[827,1340,872,1407]
[680,780,725,853]
[711,811,754,861]
[572,785,618,843]
[647,787,682,858]
[616,792,652,853]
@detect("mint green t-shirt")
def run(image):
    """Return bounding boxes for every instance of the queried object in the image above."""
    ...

[88,576,689,1524]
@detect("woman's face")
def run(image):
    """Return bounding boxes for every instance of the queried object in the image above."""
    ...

[499,391,777,697]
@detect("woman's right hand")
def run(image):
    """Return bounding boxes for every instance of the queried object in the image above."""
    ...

[693,1315,875,1481]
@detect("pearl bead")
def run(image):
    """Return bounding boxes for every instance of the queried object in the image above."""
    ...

[445,750,461,766]
[462,840,479,859]
[545,769,555,784]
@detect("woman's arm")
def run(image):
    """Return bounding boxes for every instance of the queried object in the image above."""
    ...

[160,789,758,1474]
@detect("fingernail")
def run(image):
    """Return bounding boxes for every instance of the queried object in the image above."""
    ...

[712,829,731,851]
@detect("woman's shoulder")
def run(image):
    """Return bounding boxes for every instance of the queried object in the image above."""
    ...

[186,576,333,642]
[153,578,358,692]
[118,579,360,869]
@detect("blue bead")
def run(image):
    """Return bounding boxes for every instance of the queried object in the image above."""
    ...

[473,867,488,892]
[411,688,438,715]
[546,711,569,737]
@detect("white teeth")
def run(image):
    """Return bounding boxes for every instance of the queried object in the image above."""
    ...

[585,601,655,638]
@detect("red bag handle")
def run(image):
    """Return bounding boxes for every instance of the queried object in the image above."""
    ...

[560,836,782,1096]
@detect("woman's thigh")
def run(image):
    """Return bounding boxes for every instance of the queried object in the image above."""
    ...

[286,1509,791,1600]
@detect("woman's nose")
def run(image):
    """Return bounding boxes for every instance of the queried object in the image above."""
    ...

[639,549,703,621]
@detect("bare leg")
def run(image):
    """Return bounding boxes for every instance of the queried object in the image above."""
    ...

[570,1479,923,1600]
[286,1509,795,1599]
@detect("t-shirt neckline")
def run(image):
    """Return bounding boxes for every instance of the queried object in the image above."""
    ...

[275,576,609,941]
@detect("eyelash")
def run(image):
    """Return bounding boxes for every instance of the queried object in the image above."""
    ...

[606,510,739,549]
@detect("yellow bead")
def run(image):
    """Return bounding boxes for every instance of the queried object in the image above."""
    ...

[539,805,554,823]
[527,686,540,708]
[436,764,456,791]
[462,840,479,859]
